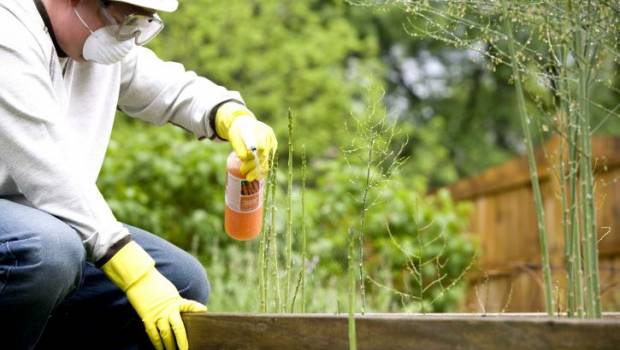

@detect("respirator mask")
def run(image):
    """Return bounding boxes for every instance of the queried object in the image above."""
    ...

[73,1,164,64]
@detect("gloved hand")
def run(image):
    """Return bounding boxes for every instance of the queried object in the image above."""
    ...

[215,102,277,181]
[102,241,207,350]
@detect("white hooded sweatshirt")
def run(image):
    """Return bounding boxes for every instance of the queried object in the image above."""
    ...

[0,0,242,264]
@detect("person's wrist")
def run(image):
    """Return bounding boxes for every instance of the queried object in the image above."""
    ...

[215,102,256,140]
[101,241,154,291]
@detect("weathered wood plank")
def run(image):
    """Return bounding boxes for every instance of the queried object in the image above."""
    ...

[182,313,620,350]
[447,135,620,311]
[448,136,620,201]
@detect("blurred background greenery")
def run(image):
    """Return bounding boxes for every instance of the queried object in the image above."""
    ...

[98,0,619,313]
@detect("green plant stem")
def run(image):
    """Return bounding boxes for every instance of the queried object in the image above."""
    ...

[348,227,357,350]
[503,1,554,315]
[258,199,267,312]
[358,131,375,314]
[268,153,281,312]
[567,63,585,319]
[554,18,577,317]
[559,131,573,316]
[565,0,585,319]
[569,128,585,318]
[301,145,307,313]
[290,267,304,312]
[289,144,307,313]
[285,109,294,311]
[574,15,602,318]
[565,88,586,318]
[560,113,586,318]
[258,152,276,313]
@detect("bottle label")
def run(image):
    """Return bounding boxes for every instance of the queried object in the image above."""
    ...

[225,173,264,213]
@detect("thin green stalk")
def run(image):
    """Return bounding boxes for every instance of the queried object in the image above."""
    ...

[415,224,424,310]
[503,1,554,315]
[560,111,586,318]
[268,153,281,312]
[285,109,294,311]
[575,19,602,318]
[257,198,267,312]
[554,15,578,317]
[567,93,585,318]
[265,153,279,312]
[554,25,572,318]
[348,227,357,350]
[565,0,585,318]
[559,129,573,316]
[289,145,307,313]
[258,152,276,312]
[570,171,585,318]
[358,130,376,314]
[290,267,304,312]
[300,145,307,313]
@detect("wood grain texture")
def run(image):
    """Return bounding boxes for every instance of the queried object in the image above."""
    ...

[448,136,620,201]
[182,313,620,350]
[445,136,620,311]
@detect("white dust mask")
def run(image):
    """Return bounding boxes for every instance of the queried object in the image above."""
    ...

[73,7,135,65]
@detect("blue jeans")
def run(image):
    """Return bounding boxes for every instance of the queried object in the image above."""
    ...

[0,198,210,350]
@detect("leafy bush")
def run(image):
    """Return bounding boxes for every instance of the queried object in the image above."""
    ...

[307,159,476,312]
[97,0,478,313]
[148,0,384,158]
[99,116,476,312]
[99,118,229,251]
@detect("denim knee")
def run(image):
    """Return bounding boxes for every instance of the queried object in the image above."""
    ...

[167,252,210,304]
[3,224,85,307]
[122,224,211,305]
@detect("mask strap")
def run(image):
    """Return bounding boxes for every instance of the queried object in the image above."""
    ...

[99,5,119,26]
[73,6,94,34]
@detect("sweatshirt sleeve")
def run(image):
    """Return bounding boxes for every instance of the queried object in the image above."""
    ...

[119,46,243,141]
[0,13,130,265]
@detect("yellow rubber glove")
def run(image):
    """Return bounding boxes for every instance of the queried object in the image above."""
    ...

[102,241,207,350]
[215,102,277,181]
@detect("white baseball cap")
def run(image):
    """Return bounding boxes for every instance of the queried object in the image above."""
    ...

[110,0,178,12]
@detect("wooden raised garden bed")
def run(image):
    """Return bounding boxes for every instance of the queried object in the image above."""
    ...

[182,312,620,350]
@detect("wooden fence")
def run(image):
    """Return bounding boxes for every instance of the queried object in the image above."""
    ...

[447,136,620,312]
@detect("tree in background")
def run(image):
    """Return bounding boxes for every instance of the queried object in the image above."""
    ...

[96,0,588,312]
[349,1,619,187]
[148,0,384,158]
[371,0,620,317]
[124,0,620,191]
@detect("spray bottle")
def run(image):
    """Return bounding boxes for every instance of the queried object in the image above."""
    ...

[224,135,265,240]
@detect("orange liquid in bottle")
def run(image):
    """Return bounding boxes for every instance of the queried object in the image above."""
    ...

[224,151,264,240]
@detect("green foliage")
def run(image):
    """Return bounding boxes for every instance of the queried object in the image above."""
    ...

[99,116,475,313]
[148,0,384,158]
[388,0,620,317]
[307,160,476,312]
[344,2,525,185]
[99,119,229,251]
[348,1,620,187]
[378,189,476,312]
[97,0,484,313]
